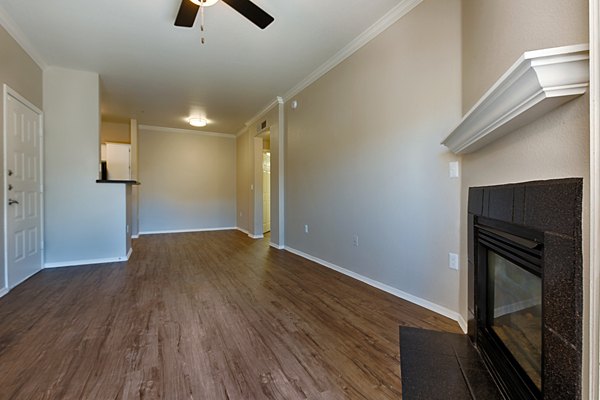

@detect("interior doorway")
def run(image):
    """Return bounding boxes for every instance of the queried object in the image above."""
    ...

[254,129,270,237]
[248,109,283,246]
[262,147,271,234]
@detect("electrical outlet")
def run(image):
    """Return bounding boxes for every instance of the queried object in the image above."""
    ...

[304,224,309,234]
[449,253,459,270]
[353,235,359,247]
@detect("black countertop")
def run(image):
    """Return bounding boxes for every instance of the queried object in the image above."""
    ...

[96,180,140,185]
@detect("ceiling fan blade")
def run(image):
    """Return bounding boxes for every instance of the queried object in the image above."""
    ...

[175,0,200,27]
[221,0,274,29]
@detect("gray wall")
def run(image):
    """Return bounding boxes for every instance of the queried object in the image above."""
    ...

[44,67,128,265]
[459,0,590,388]
[138,127,236,233]
[236,130,251,232]
[0,25,42,289]
[462,0,589,111]
[285,0,463,313]
[130,120,139,237]
[236,104,284,246]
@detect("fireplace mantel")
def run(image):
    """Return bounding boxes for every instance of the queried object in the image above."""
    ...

[442,44,589,154]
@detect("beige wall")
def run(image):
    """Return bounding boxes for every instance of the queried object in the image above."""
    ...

[285,0,463,314]
[130,120,139,237]
[462,0,588,111]
[138,128,236,233]
[100,121,130,143]
[460,0,589,364]
[236,130,251,232]
[0,25,43,289]
[236,104,283,246]
[44,67,129,264]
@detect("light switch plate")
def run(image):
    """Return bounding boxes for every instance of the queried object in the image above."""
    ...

[449,161,460,178]
[449,253,459,270]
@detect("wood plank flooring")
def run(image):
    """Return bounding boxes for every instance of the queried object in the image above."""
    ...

[0,230,461,399]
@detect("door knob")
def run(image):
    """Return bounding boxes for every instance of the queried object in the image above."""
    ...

[8,199,19,205]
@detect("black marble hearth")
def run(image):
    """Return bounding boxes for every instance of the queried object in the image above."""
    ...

[400,327,502,400]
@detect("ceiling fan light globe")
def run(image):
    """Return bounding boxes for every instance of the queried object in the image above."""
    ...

[189,0,219,7]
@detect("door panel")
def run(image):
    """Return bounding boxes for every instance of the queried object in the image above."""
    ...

[6,92,43,288]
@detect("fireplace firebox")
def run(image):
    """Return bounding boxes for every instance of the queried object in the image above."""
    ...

[468,179,582,400]
[476,219,544,399]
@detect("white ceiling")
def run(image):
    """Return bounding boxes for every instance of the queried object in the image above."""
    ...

[0,0,402,134]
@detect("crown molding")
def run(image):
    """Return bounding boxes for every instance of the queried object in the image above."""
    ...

[246,0,422,127]
[0,4,47,69]
[442,44,590,154]
[244,98,280,128]
[235,126,248,138]
[282,0,422,102]
[237,96,285,138]
[138,124,235,139]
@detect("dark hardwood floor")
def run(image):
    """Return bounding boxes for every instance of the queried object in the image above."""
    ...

[0,230,461,399]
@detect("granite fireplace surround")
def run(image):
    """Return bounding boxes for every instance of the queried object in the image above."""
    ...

[468,178,583,399]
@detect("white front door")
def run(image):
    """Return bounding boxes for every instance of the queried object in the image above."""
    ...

[5,87,43,288]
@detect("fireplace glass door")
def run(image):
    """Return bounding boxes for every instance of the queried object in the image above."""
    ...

[488,251,542,391]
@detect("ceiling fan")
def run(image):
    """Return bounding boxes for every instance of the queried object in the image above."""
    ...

[175,0,274,30]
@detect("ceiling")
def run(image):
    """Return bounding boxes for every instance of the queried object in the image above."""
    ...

[0,0,402,134]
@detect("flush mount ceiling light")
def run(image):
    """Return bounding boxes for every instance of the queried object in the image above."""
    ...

[189,118,208,127]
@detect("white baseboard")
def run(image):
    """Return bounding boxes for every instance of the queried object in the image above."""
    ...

[269,242,285,250]
[126,247,133,260]
[131,234,139,239]
[0,287,8,299]
[44,255,129,268]
[285,246,465,329]
[8,269,43,288]
[139,227,237,235]
[457,314,468,334]
[237,226,265,239]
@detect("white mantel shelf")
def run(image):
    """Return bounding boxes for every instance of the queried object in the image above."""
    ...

[442,44,590,154]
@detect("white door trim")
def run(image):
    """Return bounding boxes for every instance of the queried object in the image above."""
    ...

[277,98,285,248]
[3,84,44,290]
[589,0,600,397]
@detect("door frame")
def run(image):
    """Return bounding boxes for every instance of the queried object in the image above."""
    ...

[589,0,600,397]
[262,148,271,234]
[250,134,265,239]
[3,84,44,291]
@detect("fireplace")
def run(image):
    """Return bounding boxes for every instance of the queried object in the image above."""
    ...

[468,179,582,400]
